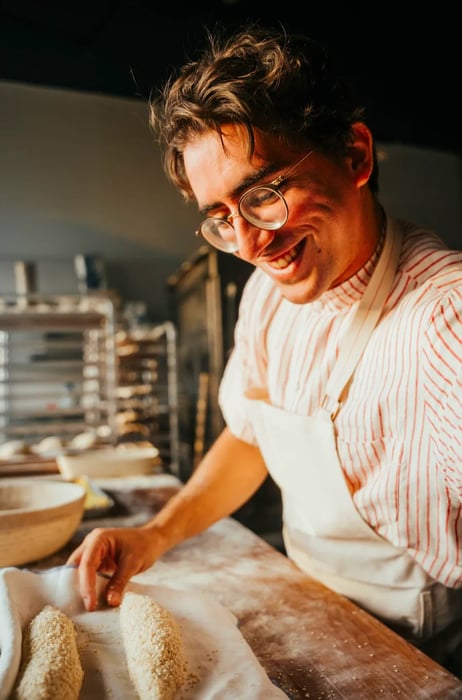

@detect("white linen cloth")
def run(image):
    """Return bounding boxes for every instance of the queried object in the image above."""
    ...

[0,565,287,699]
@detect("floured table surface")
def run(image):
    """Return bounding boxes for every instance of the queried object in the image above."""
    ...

[21,474,462,699]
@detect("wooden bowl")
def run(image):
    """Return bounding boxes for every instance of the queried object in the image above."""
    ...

[56,445,160,479]
[0,478,85,567]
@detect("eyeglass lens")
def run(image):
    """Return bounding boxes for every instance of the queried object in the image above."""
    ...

[200,187,288,252]
[239,186,287,228]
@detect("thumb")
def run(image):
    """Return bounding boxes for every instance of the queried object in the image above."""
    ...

[104,565,133,607]
[105,579,127,607]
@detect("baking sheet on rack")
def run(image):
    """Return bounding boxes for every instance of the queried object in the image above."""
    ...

[0,565,287,700]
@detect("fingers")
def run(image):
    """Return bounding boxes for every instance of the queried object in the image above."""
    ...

[78,553,99,612]
[104,575,128,608]
[67,543,96,612]
[67,529,115,611]
[67,529,147,611]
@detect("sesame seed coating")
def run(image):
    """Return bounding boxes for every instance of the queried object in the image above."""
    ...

[13,605,83,700]
[120,591,185,700]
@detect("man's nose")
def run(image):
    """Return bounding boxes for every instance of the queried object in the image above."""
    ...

[231,216,275,260]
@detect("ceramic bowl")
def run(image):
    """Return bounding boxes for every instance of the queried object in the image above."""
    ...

[0,477,86,567]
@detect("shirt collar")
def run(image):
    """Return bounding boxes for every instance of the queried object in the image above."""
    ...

[312,232,386,313]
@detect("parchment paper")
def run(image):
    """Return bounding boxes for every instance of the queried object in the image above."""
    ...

[0,565,287,699]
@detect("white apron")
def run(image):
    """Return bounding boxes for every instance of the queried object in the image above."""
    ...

[244,219,462,657]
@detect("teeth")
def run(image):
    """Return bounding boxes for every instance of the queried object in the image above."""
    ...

[270,245,299,269]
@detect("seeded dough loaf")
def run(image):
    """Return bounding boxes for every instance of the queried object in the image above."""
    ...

[13,605,83,700]
[120,591,185,700]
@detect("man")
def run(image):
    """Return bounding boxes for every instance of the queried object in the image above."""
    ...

[69,25,462,673]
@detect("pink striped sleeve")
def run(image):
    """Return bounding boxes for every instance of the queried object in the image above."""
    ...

[423,287,462,500]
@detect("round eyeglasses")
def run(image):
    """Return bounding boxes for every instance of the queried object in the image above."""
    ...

[195,150,314,253]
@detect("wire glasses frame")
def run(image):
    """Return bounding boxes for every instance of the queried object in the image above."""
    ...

[195,150,314,253]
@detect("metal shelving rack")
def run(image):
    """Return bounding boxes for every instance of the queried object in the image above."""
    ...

[114,321,180,475]
[0,294,118,446]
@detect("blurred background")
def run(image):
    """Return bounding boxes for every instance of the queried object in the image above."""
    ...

[2,1,460,152]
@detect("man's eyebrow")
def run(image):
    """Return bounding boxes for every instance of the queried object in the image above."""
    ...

[199,161,277,217]
[235,161,276,194]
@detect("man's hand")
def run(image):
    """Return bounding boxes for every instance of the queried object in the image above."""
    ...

[67,527,159,611]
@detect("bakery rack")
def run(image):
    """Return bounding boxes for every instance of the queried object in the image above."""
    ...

[114,321,180,475]
[0,294,118,447]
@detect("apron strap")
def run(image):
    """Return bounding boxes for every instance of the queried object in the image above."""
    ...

[322,217,402,417]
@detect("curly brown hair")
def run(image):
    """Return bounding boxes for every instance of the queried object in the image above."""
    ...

[150,24,378,199]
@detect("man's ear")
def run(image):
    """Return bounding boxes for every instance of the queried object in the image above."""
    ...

[348,122,374,188]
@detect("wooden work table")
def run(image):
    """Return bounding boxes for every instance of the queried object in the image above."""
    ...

[32,473,462,699]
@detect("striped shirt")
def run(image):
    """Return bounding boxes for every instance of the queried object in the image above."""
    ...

[219,217,462,588]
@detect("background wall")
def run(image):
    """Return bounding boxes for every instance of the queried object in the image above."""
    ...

[0,80,201,320]
[377,144,462,247]
[0,79,461,322]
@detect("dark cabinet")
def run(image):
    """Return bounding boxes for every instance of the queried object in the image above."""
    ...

[168,245,252,475]
[168,246,283,550]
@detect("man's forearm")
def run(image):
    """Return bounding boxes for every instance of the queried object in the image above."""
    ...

[141,427,268,552]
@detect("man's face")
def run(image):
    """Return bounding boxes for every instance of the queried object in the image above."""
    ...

[183,124,377,304]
